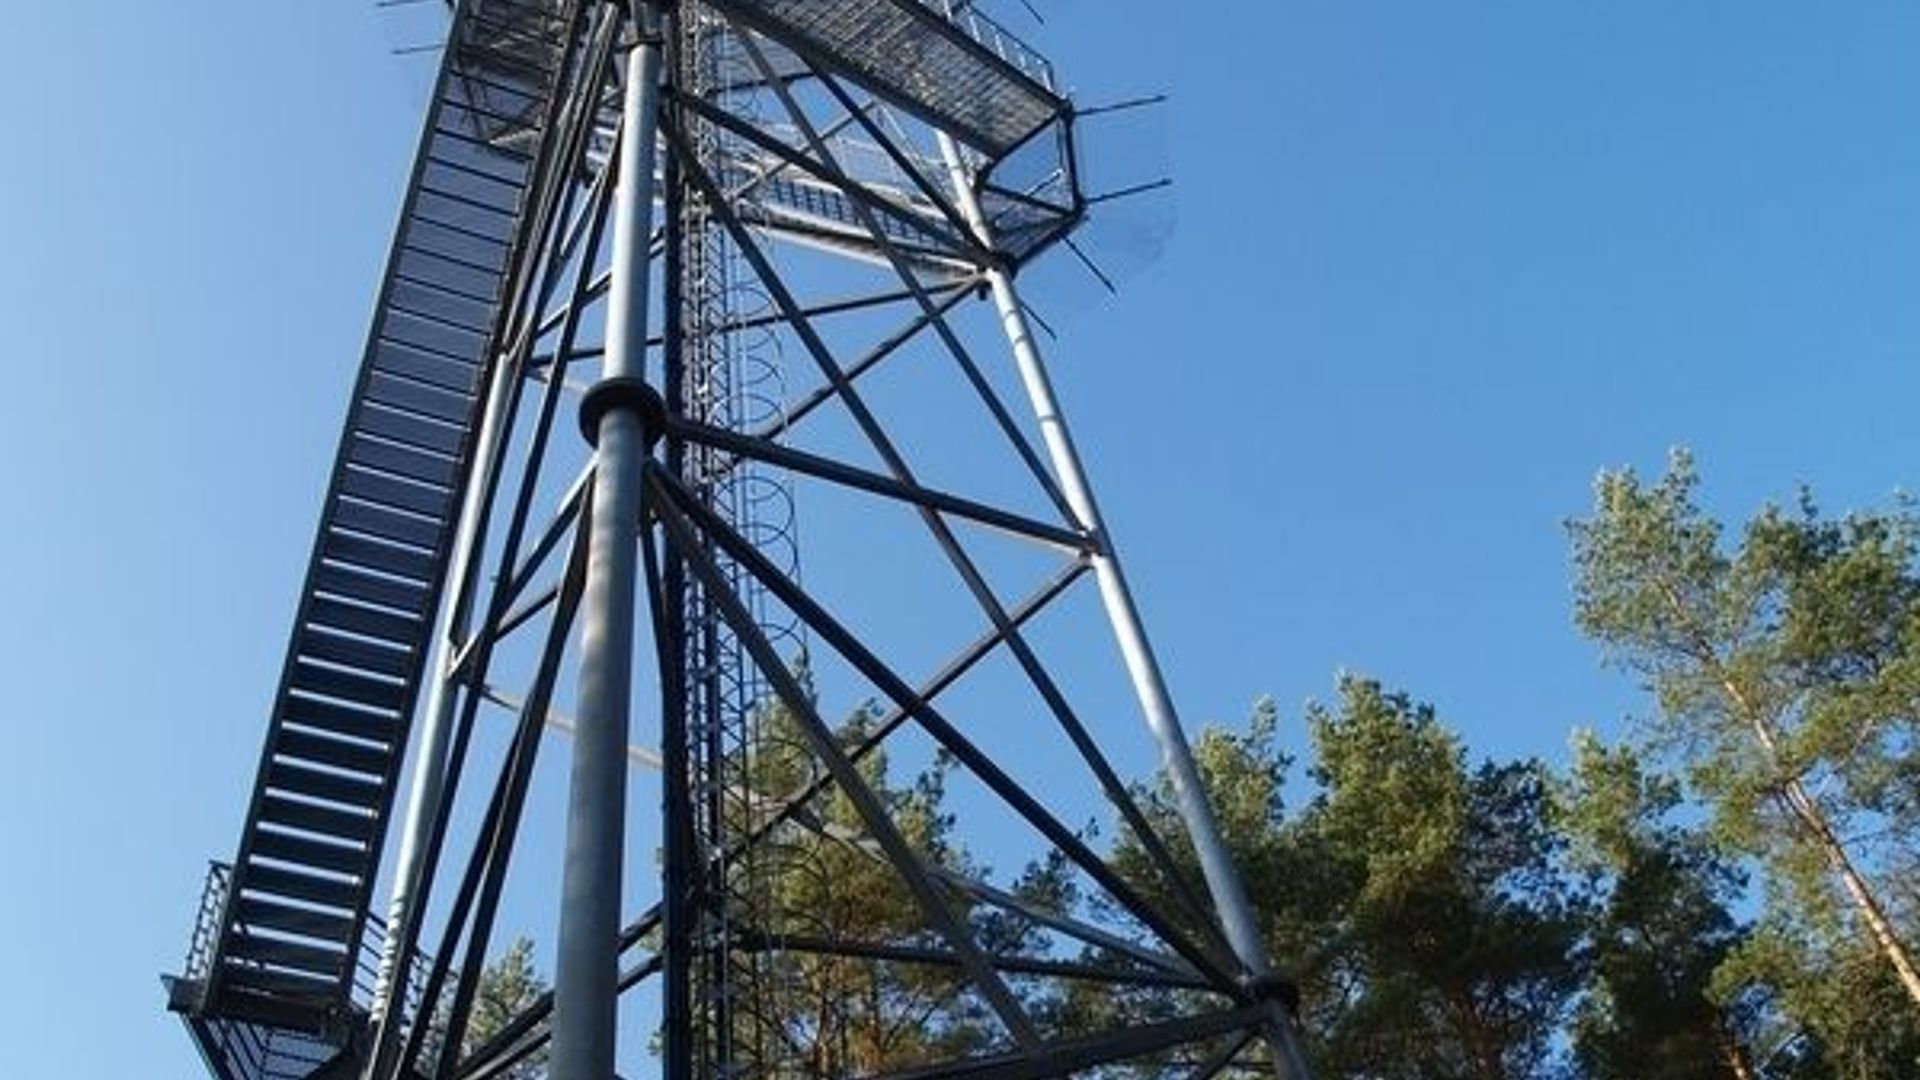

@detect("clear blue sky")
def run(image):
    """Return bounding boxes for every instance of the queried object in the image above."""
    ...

[2,3,1915,1077]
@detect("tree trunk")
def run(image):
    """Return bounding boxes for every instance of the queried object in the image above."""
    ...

[1717,1024,1757,1080]
[1713,668,1920,1011]
[1655,579,1920,1013]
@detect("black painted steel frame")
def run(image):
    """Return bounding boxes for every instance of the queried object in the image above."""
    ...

[186,3,1295,1079]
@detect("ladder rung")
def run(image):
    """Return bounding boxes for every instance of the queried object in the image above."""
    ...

[415,184,518,228]
[443,69,543,113]
[421,159,525,213]
[426,147,533,194]
[392,251,504,316]
[428,124,534,178]
[403,212,509,265]
[430,118,536,165]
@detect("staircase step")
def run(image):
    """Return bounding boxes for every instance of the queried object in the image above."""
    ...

[311,564,431,620]
[260,794,378,846]
[290,659,411,714]
[281,694,402,745]
[322,528,440,584]
[300,626,414,678]
[357,392,472,457]
[339,466,454,523]
[347,433,461,489]
[225,934,350,979]
[333,492,448,550]
[219,963,342,1003]
[250,829,368,878]
[266,761,384,809]
[244,864,361,911]
[306,594,426,647]
[235,897,357,946]
[278,727,393,777]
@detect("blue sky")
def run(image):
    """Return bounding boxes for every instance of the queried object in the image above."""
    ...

[2,3,1916,1077]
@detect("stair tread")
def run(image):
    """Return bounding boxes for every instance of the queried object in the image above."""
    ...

[234,897,357,946]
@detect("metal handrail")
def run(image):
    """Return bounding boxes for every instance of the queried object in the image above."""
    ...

[925,0,1057,93]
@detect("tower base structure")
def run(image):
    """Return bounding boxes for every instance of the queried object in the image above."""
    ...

[166,3,1312,1079]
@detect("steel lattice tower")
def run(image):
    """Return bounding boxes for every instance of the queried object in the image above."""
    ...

[163,3,1313,1079]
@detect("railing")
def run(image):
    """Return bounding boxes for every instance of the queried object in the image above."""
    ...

[185,860,425,1014]
[926,0,1057,93]
[177,862,451,1080]
[182,862,231,985]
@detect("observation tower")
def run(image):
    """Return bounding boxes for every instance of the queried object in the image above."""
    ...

[162,3,1312,1079]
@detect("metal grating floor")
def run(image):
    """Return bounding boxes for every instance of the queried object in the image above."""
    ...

[708,0,1066,158]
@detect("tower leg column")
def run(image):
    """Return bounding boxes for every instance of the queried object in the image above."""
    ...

[552,8,663,1080]
[937,134,1314,1080]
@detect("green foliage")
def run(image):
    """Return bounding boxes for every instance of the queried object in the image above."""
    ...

[1559,734,1757,1080]
[465,936,548,1079]
[725,693,1050,1077]
[1304,681,1587,1080]
[1570,451,1920,1072]
[1112,681,1586,1080]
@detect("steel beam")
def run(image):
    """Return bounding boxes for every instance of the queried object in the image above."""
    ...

[550,6,664,1079]
[936,132,1314,1079]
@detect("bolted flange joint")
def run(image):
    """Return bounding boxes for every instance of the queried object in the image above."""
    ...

[1245,971,1303,1016]
[578,376,666,449]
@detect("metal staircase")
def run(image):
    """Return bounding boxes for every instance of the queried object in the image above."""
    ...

[166,0,575,1066]
[171,3,1115,1079]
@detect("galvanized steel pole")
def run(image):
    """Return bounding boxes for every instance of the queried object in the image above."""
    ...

[369,350,519,1017]
[937,134,1313,1080]
[551,8,662,1079]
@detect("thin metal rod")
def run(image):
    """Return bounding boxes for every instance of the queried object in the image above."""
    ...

[550,8,662,1079]
[866,1005,1268,1080]
[371,309,520,1014]
[647,468,1044,1049]
[437,509,593,1080]
[647,463,1241,992]
[370,7,624,1042]
[936,133,1313,1080]
[665,415,1092,552]
[735,933,1210,989]
[689,52,1236,962]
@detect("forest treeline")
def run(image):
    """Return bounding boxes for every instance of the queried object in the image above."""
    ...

[1085,452,1920,1078]
[474,453,1920,1079]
